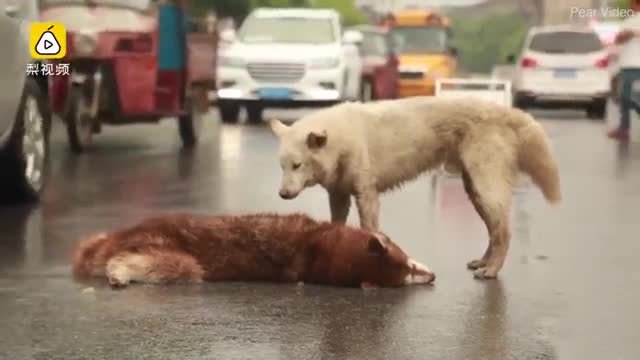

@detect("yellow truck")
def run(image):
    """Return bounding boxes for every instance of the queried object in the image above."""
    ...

[382,10,458,97]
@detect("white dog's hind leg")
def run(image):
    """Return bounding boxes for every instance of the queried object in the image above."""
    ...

[329,191,351,224]
[461,140,515,279]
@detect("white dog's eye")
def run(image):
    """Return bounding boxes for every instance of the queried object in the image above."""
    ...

[292,162,302,170]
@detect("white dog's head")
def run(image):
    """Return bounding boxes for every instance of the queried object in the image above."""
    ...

[269,119,333,199]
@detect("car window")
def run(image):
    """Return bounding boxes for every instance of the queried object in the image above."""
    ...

[361,33,388,57]
[529,31,603,54]
[239,16,336,44]
[390,26,448,54]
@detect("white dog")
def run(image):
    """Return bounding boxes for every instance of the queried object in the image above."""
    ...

[269,96,561,279]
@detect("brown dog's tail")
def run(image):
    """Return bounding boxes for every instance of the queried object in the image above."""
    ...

[517,120,561,204]
[72,232,108,278]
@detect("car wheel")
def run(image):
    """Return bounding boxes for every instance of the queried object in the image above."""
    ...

[178,95,204,149]
[65,88,94,153]
[218,101,240,123]
[586,100,606,120]
[513,93,530,110]
[246,104,263,124]
[360,79,374,102]
[0,78,51,204]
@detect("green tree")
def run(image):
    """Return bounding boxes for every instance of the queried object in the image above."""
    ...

[311,0,366,26]
[251,0,310,7]
[189,0,251,22]
[450,13,528,73]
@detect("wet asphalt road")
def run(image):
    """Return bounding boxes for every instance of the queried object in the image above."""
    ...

[1,108,639,360]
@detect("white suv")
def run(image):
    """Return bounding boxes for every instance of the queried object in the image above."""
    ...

[0,0,52,203]
[216,8,362,123]
[513,25,610,119]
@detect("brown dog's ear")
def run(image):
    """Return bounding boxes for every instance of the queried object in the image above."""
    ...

[306,131,328,149]
[269,119,289,137]
[367,234,388,256]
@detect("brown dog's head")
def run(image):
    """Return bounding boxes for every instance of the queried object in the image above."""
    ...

[310,226,435,288]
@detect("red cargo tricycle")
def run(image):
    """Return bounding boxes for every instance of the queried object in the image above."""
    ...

[41,0,217,152]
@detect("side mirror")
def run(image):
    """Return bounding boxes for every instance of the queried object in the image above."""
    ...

[220,29,236,43]
[449,46,458,57]
[506,54,516,64]
[5,4,18,17]
[343,30,364,45]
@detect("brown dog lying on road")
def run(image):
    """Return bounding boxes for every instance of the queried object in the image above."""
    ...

[72,213,435,289]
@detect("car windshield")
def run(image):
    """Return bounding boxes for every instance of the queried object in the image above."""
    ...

[360,32,389,57]
[529,31,603,54]
[238,16,335,44]
[390,26,448,54]
[41,0,151,11]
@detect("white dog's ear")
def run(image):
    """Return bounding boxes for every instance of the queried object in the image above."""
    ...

[306,131,327,149]
[269,119,289,137]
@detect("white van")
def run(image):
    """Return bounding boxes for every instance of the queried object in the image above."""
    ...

[216,8,362,123]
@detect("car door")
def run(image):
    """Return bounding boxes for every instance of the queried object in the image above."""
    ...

[0,1,31,140]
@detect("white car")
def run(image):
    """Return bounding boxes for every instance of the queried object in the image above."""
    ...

[0,0,51,203]
[513,25,610,119]
[216,8,362,123]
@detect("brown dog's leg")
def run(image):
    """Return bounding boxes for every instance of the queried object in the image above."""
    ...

[106,250,204,288]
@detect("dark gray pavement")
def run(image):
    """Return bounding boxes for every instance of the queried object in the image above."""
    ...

[1,109,639,359]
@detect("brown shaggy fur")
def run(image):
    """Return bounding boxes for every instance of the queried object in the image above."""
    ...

[72,213,434,289]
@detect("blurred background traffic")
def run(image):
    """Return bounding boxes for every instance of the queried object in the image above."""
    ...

[2,0,640,204]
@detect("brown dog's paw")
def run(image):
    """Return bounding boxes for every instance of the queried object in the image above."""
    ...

[473,267,499,280]
[466,259,487,270]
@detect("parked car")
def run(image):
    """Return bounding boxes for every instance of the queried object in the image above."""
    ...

[346,25,399,101]
[512,25,610,119]
[216,8,363,123]
[0,0,51,203]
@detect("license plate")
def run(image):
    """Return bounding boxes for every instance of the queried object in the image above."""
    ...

[553,68,577,78]
[258,87,292,100]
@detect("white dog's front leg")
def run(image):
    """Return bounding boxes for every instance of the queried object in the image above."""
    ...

[329,191,351,224]
[355,190,380,231]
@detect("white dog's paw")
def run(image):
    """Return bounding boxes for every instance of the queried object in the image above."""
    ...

[472,267,499,280]
[466,259,487,270]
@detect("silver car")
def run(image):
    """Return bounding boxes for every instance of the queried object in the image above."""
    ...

[0,0,51,204]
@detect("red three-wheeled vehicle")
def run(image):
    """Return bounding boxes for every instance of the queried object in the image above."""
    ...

[41,0,217,152]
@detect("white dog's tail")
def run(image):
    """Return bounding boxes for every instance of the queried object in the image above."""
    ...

[517,121,561,203]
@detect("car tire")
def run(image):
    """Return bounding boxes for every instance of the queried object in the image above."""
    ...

[586,100,606,120]
[218,101,240,123]
[513,93,530,110]
[360,78,375,102]
[0,78,51,204]
[64,88,94,153]
[178,97,202,149]
[246,103,264,124]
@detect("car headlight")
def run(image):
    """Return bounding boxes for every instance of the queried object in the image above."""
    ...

[219,56,246,68]
[309,57,340,69]
[73,31,97,56]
